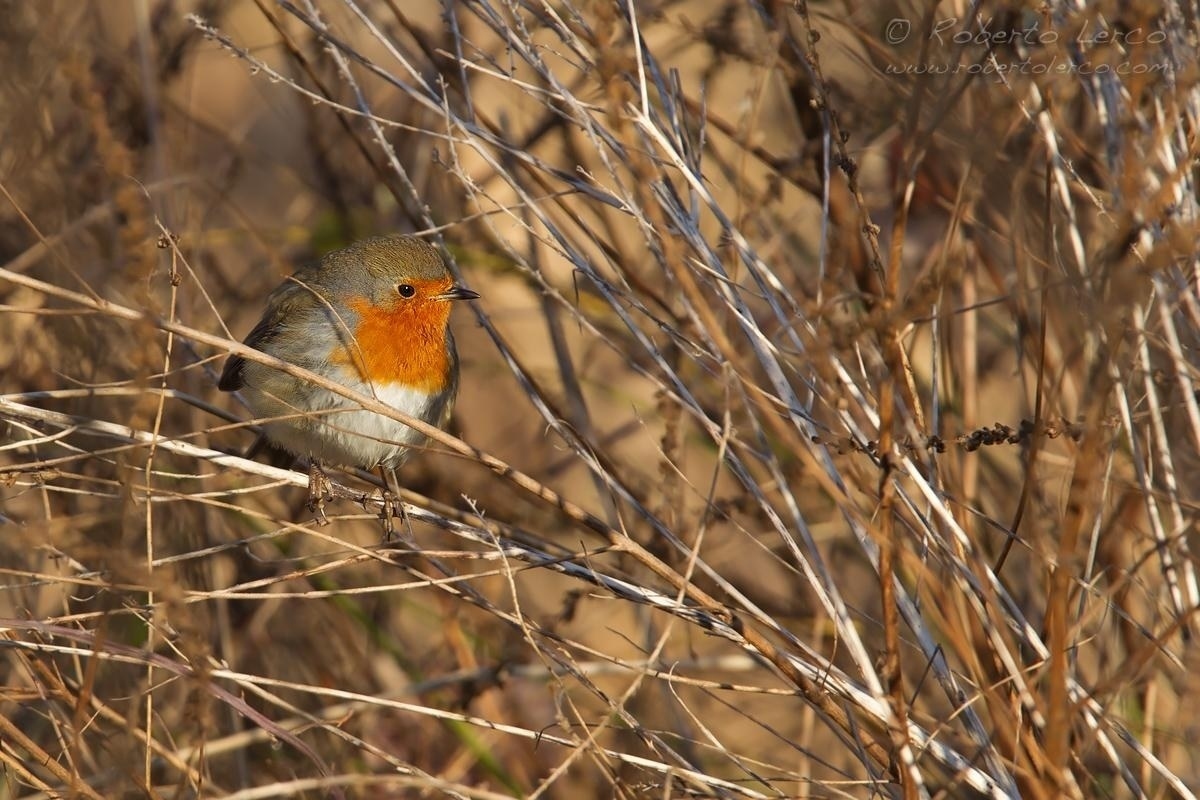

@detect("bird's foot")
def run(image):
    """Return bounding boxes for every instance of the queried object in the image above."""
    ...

[306,461,334,526]
[379,490,408,541]
[377,467,413,543]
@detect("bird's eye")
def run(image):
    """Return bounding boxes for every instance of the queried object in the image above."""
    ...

[397,283,416,298]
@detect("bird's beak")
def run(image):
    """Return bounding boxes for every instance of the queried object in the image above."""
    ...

[435,285,481,302]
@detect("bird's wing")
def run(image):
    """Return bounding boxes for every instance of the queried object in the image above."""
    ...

[218,278,316,392]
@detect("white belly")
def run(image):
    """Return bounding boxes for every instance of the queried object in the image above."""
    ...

[245,378,436,470]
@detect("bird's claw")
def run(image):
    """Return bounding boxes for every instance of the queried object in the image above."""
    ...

[378,490,411,542]
[306,462,334,526]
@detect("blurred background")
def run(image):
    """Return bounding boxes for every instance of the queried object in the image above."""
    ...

[2,0,1199,797]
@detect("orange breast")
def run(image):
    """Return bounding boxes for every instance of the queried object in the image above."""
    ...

[339,291,452,392]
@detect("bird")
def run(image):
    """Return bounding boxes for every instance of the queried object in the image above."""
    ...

[218,234,479,535]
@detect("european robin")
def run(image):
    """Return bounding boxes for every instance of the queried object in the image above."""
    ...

[218,234,479,533]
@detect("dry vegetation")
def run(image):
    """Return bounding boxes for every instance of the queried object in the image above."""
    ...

[2,0,1200,797]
